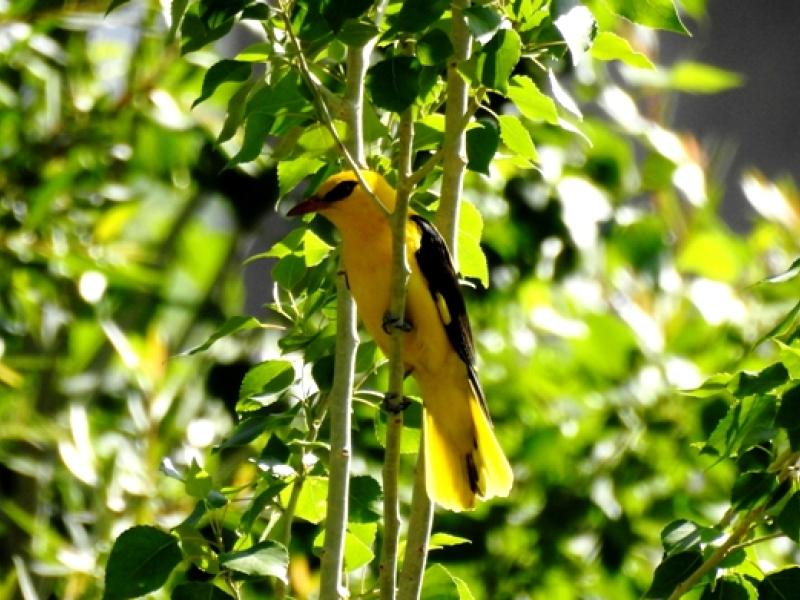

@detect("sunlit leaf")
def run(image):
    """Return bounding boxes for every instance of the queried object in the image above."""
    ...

[507,75,559,125]
[603,0,689,34]
[457,199,489,287]
[473,29,521,92]
[498,115,537,163]
[220,541,288,582]
[591,31,654,69]
[239,360,295,402]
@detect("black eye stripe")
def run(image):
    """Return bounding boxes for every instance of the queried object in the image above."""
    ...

[323,180,358,203]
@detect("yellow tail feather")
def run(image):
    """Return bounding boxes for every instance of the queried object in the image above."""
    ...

[423,385,514,511]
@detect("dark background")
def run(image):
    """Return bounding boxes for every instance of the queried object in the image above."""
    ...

[661,0,800,230]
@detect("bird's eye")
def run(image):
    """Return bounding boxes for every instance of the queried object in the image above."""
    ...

[323,180,358,203]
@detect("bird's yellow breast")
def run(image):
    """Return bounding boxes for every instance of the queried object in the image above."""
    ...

[340,219,452,375]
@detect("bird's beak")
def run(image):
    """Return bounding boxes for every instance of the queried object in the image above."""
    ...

[287,195,325,216]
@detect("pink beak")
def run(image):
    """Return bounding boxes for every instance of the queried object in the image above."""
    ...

[287,195,325,216]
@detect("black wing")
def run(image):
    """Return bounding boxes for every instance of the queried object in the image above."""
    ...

[410,215,490,418]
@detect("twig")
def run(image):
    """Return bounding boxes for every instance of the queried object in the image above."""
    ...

[379,67,417,600]
[318,27,378,599]
[666,507,766,600]
[397,452,434,600]
[396,4,474,598]
[275,0,389,215]
[434,0,473,252]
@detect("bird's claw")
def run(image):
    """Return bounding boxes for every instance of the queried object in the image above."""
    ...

[382,312,412,335]
[382,392,412,414]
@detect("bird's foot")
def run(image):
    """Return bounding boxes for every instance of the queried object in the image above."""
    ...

[382,312,412,335]
[382,392,412,414]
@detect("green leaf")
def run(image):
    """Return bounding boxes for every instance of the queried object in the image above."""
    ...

[464,5,502,39]
[415,114,446,151]
[421,563,461,600]
[645,551,703,598]
[172,582,234,600]
[731,472,778,510]
[507,75,559,125]
[466,118,499,174]
[367,56,424,113]
[247,72,308,116]
[602,0,689,34]
[704,395,777,458]
[193,60,251,108]
[281,476,328,523]
[344,523,376,570]
[301,229,334,266]
[776,492,800,543]
[338,20,380,47]
[677,230,746,282]
[387,0,449,33]
[429,532,471,550]
[169,0,191,41]
[104,526,182,600]
[184,315,261,355]
[498,115,537,163]
[239,360,295,402]
[700,575,758,600]
[670,62,743,94]
[473,29,522,92]
[321,0,374,31]
[278,155,326,197]
[591,31,654,69]
[228,111,272,166]
[777,383,800,433]
[217,414,270,449]
[457,199,489,288]
[185,460,213,499]
[349,475,382,522]
[180,12,236,54]
[417,29,454,66]
[661,519,705,555]
[220,540,289,582]
[217,80,253,143]
[234,42,271,62]
[758,567,800,600]
[272,254,307,291]
[734,363,789,397]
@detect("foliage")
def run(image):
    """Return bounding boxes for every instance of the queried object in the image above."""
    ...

[3,0,800,599]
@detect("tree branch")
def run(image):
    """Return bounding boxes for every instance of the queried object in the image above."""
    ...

[399,4,474,597]
[318,31,377,600]
[379,94,416,600]
[435,0,473,253]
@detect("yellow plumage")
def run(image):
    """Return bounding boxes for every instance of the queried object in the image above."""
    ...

[288,170,513,511]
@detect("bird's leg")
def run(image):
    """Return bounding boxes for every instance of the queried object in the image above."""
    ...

[337,269,350,290]
[382,392,412,414]
[382,311,412,334]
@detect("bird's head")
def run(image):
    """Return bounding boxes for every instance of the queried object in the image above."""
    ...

[287,170,395,229]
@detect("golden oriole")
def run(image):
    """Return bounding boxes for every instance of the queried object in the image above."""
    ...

[288,170,513,511]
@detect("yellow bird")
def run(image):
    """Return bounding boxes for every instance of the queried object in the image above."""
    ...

[288,170,513,511]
